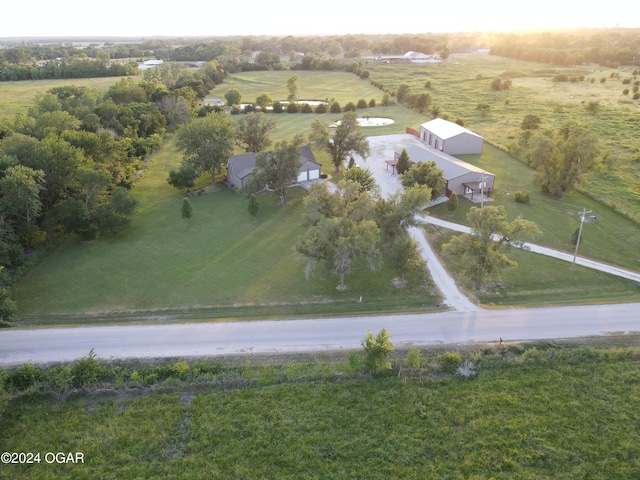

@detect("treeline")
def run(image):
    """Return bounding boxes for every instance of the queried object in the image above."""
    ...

[490,29,640,67]
[0,61,225,320]
[0,57,137,81]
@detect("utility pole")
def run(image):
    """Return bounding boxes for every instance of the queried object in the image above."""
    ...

[480,171,488,209]
[572,208,592,266]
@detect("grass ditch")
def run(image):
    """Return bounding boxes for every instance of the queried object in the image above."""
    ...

[2,338,640,478]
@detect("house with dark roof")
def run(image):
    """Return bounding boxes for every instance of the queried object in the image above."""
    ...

[419,118,484,155]
[226,145,321,190]
[396,144,494,200]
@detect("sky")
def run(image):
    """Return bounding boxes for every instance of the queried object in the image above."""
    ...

[2,0,637,38]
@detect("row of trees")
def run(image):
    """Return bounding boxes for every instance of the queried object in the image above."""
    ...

[490,29,640,67]
[0,55,137,82]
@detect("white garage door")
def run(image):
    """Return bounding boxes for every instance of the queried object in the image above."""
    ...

[308,169,320,180]
[297,171,308,182]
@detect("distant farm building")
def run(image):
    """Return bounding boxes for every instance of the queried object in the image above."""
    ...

[419,118,484,155]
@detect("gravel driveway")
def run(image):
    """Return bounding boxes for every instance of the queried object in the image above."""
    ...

[354,134,480,312]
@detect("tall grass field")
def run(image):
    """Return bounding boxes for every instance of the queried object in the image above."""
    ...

[2,343,640,479]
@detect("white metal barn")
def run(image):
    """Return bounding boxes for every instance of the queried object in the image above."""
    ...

[419,118,484,155]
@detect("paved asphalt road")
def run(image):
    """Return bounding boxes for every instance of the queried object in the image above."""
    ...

[1,303,639,366]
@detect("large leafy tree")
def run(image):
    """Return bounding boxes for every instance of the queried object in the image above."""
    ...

[296,180,380,290]
[246,134,304,205]
[527,121,602,197]
[342,165,377,193]
[27,134,86,207]
[401,160,445,200]
[0,165,45,230]
[442,205,541,290]
[176,112,236,185]
[374,185,431,244]
[310,112,370,173]
[236,112,277,153]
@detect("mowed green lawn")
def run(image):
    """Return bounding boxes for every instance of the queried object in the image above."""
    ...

[13,136,437,322]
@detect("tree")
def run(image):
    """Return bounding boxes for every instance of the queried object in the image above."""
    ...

[447,191,459,212]
[342,165,377,193]
[361,328,394,374]
[439,43,451,60]
[309,112,370,173]
[246,134,304,205]
[396,83,412,103]
[286,74,299,103]
[236,112,277,153]
[390,232,426,281]
[401,161,446,200]
[181,197,193,221]
[224,88,242,106]
[374,185,431,244]
[0,165,45,230]
[157,95,192,131]
[442,205,541,290]
[255,93,273,111]
[77,167,111,208]
[521,114,541,131]
[176,112,236,185]
[295,180,380,290]
[396,148,411,175]
[248,193,260,220]
[167,164,198,192]
[93,187,137,237]
[527,121,602,197]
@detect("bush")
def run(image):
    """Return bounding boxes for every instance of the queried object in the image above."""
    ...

[407,348,422,368]
[368,98,376,107]
[71,349,105,388]
[45,365,73,395]
[356,99,368,109]
[514,191,530,203]
[447,192,458,211]
[272,102,284,113]
[9,363,41,390]
[330,101,342,113]
[438,351,461,373]
[170,361,190,379]
[361,329,394,374]
[476,102,491,114]
[343,102,356,112]
[359,70,370,79]
[286,103,299,113]
[314,103,327,113]
[300,103,313,113]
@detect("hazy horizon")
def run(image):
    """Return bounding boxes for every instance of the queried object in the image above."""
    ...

[3,0,638,39]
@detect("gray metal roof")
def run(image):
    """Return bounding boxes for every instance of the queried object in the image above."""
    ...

[401,145,493,181]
